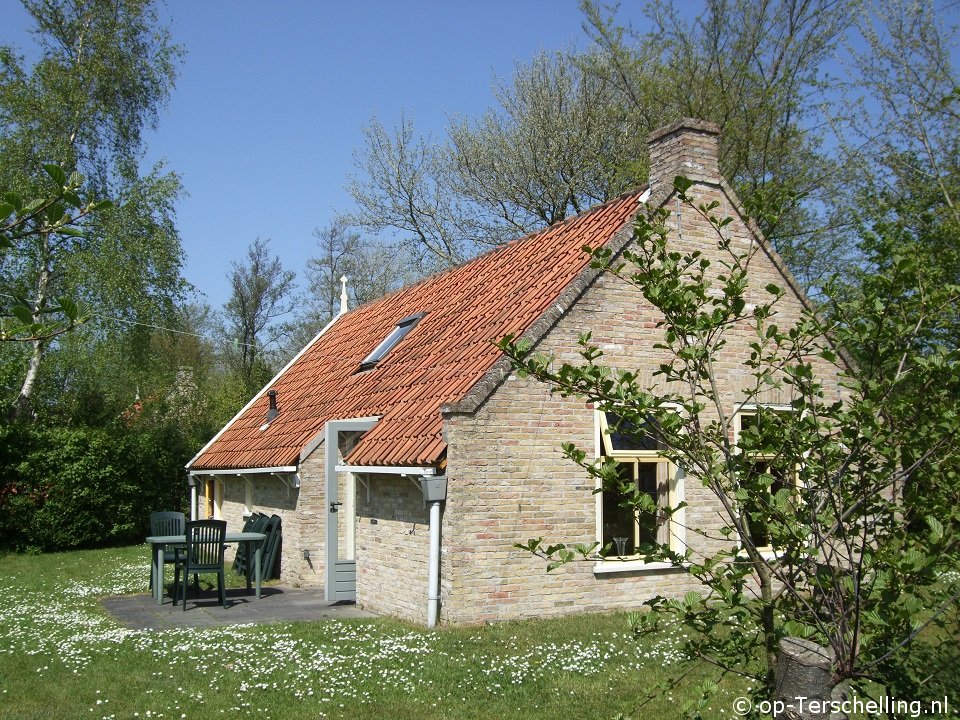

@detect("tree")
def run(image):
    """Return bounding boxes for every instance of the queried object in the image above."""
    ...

[222,238,296,396]
[835,0,960,293]
[446,50,646,238]
[501,176,959,710]
[347,51,646,271]
[284,220,415,355]
[0,0,185,420]
[1,165,109,346]
[580,0,854,292]
[347,3,855,291]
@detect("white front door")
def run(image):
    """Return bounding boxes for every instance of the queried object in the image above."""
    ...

[323,418,377,602]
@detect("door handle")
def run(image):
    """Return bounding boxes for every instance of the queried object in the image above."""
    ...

[329,501,343,513]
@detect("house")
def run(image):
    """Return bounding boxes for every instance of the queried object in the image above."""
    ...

[186,119,843,625]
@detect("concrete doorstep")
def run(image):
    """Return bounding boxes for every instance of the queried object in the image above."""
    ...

[101,585,374,630]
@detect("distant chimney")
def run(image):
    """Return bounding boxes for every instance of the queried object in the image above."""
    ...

[647,118,721,196]
[266,390,279,423]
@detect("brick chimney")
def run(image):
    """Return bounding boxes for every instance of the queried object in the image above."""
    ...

[647,118,721,195]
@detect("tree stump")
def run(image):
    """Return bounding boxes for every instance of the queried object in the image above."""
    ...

[775,637,838,720]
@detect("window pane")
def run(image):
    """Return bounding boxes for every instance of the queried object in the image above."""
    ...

[359,313,425,369]
[604,412,659,452]
[740,409,790,454]
[746,460,788,548]
[602,463,635,555]
[637,462,659,546]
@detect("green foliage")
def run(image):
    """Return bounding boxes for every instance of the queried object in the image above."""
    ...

[1,165,109,342]
[0,421,189,552]
[0,0,185,421]
[501,176,960,708]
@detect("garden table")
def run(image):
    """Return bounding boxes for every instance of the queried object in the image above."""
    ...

[145,531,266,605]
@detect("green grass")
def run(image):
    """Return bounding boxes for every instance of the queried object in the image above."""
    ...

[0,544,749,720]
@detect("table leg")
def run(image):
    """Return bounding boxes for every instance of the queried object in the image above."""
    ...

[254,542,263,599]
[154,544,164,605]
[244,541,253,593]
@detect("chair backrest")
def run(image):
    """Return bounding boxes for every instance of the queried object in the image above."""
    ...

[184,519,226,571]
[232,512,272,575]
[150,511,185,537]
[240,512,264,533]
[249,513,270,534]
[262,514,282,579]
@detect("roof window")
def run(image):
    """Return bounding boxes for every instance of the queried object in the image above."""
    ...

[358,312,425,370]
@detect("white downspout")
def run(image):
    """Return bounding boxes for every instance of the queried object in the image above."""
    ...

[427,499,441,628]
[421,475,446,628]
[188,474,198,520]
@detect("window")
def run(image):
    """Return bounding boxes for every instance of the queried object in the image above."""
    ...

[597,410,680,558]
[735,406,796,551]
[358,312,425,370]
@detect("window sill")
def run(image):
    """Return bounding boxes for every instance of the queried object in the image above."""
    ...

[736,549,781,561]
[593,559,686,575]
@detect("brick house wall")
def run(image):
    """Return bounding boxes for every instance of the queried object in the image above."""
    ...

[355,473,430,619]
[208,453,431,621]
[198,448,328,588]
[438,123,845,624]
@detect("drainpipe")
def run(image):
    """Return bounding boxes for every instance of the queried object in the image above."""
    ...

[187,473,198,520]
[420,475,447,628]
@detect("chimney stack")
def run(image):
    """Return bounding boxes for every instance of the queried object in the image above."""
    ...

[647,118,721,197]
[266,390,279,423]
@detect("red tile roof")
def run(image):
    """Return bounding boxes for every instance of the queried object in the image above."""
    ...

[189,191,643,471]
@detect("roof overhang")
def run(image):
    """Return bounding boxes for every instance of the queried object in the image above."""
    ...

[334,465,437,476]
[185,311,346,470]
[188,466,298,477]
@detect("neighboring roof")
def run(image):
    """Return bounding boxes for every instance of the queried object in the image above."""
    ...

[189,190,644,471]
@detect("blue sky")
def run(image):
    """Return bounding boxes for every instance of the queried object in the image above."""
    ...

[4,0,656,310]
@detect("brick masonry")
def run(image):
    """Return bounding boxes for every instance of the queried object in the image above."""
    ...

[439,123,845,624]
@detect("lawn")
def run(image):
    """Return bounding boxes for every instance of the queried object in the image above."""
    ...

[0,545,745,720]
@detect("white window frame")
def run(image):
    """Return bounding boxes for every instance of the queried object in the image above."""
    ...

[358,312,425,370]
[593,406,686,573]
[733,404,798,555]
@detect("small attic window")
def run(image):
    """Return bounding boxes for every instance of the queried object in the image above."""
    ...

[358,312,425,370]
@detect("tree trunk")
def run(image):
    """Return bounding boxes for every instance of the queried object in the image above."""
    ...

[10,337,45,421]
[758,563,779,687]
[774,637,844,720]
[9,233,51,421]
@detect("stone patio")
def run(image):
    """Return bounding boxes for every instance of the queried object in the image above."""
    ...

[101,585,374,630]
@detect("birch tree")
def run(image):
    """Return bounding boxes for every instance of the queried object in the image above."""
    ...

[0,0,184,420]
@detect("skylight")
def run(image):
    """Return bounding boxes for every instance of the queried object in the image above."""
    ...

[358,312,425,370]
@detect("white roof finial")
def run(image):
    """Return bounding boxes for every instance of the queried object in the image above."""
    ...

[339,275,349,316]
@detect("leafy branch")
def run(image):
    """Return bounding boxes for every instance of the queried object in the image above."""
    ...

[1,164,111,342]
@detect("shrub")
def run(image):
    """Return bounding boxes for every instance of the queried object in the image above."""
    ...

[0,423,189,551]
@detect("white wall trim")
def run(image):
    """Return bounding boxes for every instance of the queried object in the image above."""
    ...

[189,466,297,477]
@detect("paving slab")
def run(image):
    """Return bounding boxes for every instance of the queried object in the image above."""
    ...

[101,586,373,630]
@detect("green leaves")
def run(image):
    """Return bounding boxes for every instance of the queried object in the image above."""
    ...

[1,167,105,343]
[11,305,34,326]
[42,163,67,187]
[500,169,960,704]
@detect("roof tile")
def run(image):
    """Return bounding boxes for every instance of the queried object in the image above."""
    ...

[190,191,642,470]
